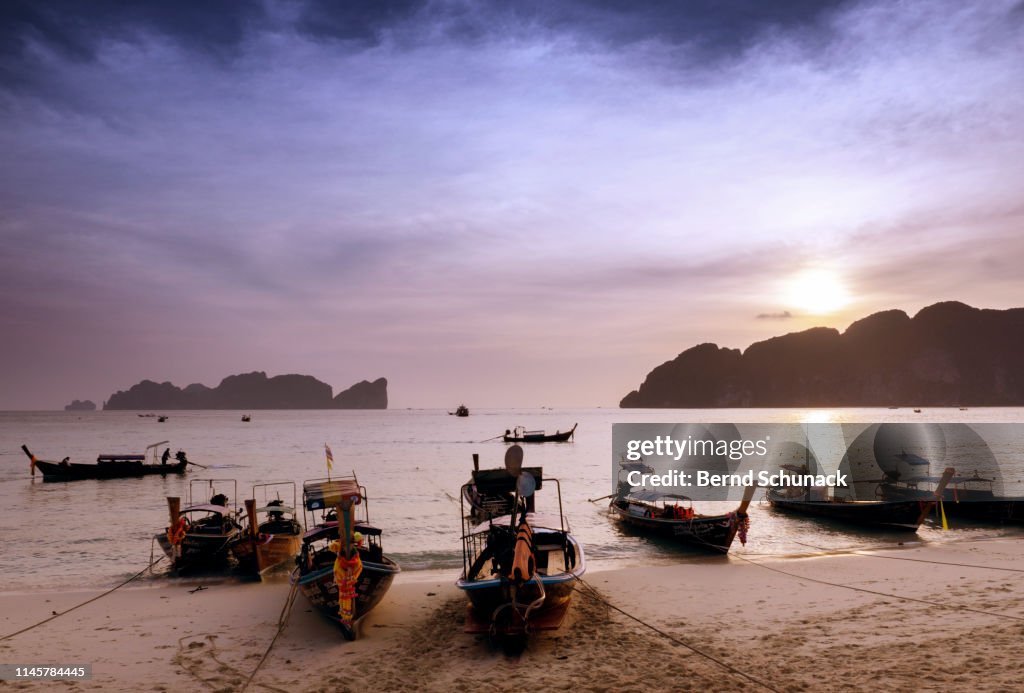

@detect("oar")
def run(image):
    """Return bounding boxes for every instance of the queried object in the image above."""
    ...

[588,493,614,503]
[478,434,504,443]
[179,453,208,470]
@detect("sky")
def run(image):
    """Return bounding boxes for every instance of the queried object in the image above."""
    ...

[2,0,1023,409]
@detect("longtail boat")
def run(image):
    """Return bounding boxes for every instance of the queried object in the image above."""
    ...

[157,479,243,574]
[457,445,585,640]
[877,472,1024,524]
[291,475,400,639]
[232,482,304,577]
[22,441,190,481]
[610,483,756,553]
[502,423,577,443]
[766,465,955,530]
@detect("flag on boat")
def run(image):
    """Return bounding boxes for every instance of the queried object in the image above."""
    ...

[325,443,334,472]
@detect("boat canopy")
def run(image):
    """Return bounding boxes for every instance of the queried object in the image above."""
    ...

[303,479,361,511]
[626,490,692,503]
[255,504,295,515]
[182,504,230,514]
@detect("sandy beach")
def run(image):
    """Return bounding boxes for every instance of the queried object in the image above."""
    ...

[2,537,1022,692]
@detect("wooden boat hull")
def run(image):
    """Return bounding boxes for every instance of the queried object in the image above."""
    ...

[232,534,303,576]
[35,459,187,481]
[157,529,240,573]
[293,553,400,639]
[609,500,742,552]
[878,484,1024,524]
[767,490,931,530]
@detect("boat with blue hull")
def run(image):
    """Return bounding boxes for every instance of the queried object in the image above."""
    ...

[291,475,400,639]
[456,445,585,638]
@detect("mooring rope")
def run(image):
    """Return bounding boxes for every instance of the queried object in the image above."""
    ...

[572,576,781,693]
[788,539,1024,574]
[733,553,1024,622]
[0,555,165,641]
[238,581,301,693]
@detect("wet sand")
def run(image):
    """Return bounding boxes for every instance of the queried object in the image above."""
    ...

[2,538,1022,692]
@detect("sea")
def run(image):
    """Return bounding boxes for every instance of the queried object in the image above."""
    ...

[2,407,1023,592]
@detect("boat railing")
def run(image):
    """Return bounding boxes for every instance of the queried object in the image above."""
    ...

[187,478,239,513]
[459,476,567,578]
[252,481,298,512]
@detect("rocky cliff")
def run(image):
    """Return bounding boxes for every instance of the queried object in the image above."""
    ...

[333,378,388,409]
[620,302,1024,407]
[64,399,97,411]
[104,372,388,410]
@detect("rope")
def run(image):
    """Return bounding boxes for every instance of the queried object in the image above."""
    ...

[789,539,1024,574]
[239,581,300,693]
[733,554,1024,622]
[1,555,165,641]
[572,576,781,693]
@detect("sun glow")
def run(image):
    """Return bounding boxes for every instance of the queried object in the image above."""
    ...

[783,269,851,315]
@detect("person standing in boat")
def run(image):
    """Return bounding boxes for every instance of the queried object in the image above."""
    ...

[161,447,171,465]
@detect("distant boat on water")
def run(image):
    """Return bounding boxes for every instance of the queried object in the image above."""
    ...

[502,423,577,443]
[241,414,251,422]
[450,404,470,417]
[22,441,191,481]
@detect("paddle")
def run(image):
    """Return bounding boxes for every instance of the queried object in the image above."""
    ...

[179,452,208,469]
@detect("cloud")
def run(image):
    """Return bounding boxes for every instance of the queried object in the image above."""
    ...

[1,0,1024,407]
[757,311,794,320]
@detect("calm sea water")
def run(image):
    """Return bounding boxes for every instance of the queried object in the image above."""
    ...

[2,408,1023,591]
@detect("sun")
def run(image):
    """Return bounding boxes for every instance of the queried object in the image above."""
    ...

[783,269,851,315]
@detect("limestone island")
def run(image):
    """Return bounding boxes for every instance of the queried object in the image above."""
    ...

[64,399,97,411]
[103,372,387,410]
[621,301,1024,408]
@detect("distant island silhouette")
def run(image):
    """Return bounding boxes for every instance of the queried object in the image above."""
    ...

[103,372,387,410]
[621,301,1024,408]
[65,399,97,411]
